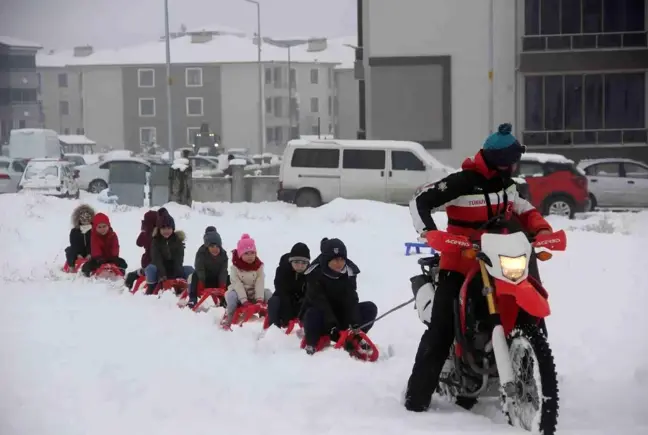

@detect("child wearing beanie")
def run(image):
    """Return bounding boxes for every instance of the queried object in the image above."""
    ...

[187,226,229,309]
[221,233,272,327]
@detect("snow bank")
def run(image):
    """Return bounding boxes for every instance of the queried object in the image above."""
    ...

[0,193,647,435]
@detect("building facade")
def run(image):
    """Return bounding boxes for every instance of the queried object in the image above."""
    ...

[36,33,350,155]
[361,0,647,166]
[0,37,43,143]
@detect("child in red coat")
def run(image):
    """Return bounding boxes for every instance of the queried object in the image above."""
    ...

[81,213,128,277]
[124,209,158,288]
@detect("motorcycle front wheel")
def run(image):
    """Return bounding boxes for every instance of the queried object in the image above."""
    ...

[503,324,559,435]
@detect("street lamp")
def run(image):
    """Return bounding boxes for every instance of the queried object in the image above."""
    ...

[243,0,266,154]
[163,0,174,156]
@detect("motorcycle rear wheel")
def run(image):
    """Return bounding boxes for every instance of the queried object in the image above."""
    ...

[503,324,559,434]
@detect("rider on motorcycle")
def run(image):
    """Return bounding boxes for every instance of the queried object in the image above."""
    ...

[404,123,553,412]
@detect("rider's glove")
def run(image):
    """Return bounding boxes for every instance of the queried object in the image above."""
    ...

[329,327,341,342]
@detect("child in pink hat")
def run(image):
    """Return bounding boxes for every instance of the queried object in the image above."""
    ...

[221,234,272,327]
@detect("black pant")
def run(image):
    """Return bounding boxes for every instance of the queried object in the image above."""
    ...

[65,246,86,267]
[188,276,226,306]
[266,294,302,328]
[124,269,142,289]
[302,301,378,347]
[81,257,128,277]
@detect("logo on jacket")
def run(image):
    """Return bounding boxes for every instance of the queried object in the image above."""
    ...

[437,182,447,191]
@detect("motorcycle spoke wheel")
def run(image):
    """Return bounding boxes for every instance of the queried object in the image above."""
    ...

[504,324,559,435]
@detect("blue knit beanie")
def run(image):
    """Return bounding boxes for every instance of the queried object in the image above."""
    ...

[483,123,517,150]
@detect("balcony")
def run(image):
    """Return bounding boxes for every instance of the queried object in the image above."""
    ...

[523,129,647,147]
[523,30,647,52]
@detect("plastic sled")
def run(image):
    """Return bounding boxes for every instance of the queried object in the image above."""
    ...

[129,275,147,294]
[221,302,267,330]
[152,278,187,296]
[178,287,225,312]
[263,317,303,335]
[93,263,125,280]
[300,329,380,362]
[62,258,88,274]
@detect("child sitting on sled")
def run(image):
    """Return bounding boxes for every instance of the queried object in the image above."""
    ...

[124,209,158,289]
[81,213,128,277]
[64,204,96,271]
[300,238,378,355]
[186,226,229,309]
[266,242,311,328]
[145,211,194,295]
[221,234,272,327]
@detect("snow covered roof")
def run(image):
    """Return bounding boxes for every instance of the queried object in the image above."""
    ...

[36,34,355,68]
[522,152,574,164]
[58,135,96,145]
[0,36,42,49]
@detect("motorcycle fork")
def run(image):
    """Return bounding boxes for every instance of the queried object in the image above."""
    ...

[478,260,516,396]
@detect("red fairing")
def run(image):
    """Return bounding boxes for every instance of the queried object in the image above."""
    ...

[90,213,120,259]
[495,278,550,335]
[533,230,567,251]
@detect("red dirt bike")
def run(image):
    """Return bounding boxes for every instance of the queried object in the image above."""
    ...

[411,222,566,434]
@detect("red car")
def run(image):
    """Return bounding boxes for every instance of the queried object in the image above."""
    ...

[513,153,589,218]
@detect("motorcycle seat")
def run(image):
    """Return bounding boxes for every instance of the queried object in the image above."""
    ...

[418,255,440,268]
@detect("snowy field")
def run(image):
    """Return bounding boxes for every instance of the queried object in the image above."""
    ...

[1,193,647,435]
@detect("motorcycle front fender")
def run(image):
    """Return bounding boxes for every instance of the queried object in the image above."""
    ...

[494,278,551,319]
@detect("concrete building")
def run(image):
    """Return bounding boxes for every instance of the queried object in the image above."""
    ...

[36,28,354,155]
[0,36,43,142]
[360,0,648,166]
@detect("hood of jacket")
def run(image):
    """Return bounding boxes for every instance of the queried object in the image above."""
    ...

[152,227,186,242]
[461,150,499,179]
[142,210,158,232]
[71,204,96,228]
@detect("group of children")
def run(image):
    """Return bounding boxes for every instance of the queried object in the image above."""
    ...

[64,204,379,353]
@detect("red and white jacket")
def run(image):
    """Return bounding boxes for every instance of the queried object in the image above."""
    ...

[409,151,551,273]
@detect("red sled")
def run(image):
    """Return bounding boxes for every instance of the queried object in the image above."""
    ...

[62,258,88,273]
[129,275,147,294]
[178,286,225,312]
[262,317,303,335]
[222,302,267,330]
[152,278,187,296]
[300,329,380,362]
[93,263,125,280]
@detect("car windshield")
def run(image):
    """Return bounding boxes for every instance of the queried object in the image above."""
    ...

[24,161,59,180]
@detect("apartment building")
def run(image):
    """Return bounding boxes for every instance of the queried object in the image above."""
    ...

[36,29,354,155]
[360,0,648,166]
[0,36,43,142]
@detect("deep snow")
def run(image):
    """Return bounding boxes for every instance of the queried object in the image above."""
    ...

[1,193,647,435]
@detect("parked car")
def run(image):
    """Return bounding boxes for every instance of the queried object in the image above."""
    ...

[512,153,589,218]
[278,139,454,207]
[577,158,648,209]
[76,157,151,193]
[18,159,80,198]
[62,153,89,167]
[0,157,27,194]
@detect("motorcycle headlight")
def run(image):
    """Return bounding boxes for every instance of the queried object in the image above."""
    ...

[499,255,527,282]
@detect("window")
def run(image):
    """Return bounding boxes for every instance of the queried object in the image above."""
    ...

[291,148,339,168]
[310,68,319,84]
[58,73,68,88]
[187,127,201,145]
[10,89,37,103]
[186,97,203,116]
[624,163,648,178]
[64,128,70,134]
[138,69,155,87]
[140,127,156,144]
[523,73,647,146]
[290,97,299,118]
[311,124,319,135]
[274,126,283,143]
[266,127,275,143]
[59,100,69,115]
[289,68,297,88]
[139,98,156,117]
[11,160,25,173]
[290,126,299,140]
[185,68,203,87]
[265,98,272,114]
[310,97,319,113]
[273,97,283,117]
[0,161,8,170]
[273,67,282,88]
[264,67,272,85]
[76,128,84,134]
[523,0,647,50]
[392,151,426,171]
[587,162,620,177]
[18,120,26,129]
[517,161,545,177]
[328,96,332,116]
[342,149,386,170]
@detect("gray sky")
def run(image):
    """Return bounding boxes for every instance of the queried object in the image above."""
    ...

[0,0,357,49]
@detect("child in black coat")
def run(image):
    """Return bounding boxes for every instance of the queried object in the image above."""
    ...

[187,227,229,308]
[64,204,96,269]
[266,242,311,328]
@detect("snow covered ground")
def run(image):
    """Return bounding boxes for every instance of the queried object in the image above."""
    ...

[1,193,647,435]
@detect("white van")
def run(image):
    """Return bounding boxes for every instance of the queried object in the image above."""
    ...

[278,139,455,207]
[9,129,62,159]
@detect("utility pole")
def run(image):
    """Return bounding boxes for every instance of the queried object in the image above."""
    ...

[244,0,266,154]
[488,0,494,134]
[164,0,174,156]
